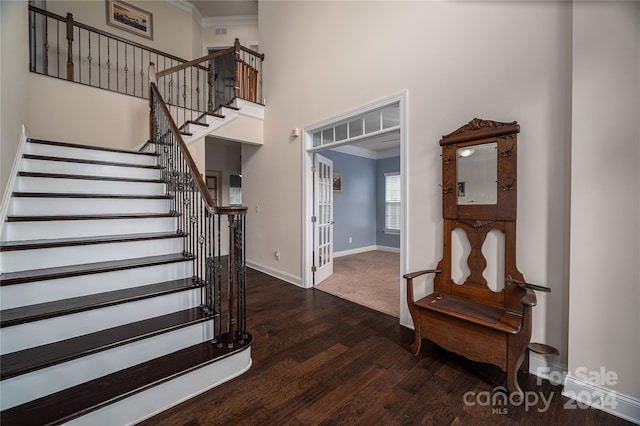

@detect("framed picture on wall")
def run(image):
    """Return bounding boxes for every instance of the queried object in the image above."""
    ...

[106,0,153,40]
[333,172,342,192]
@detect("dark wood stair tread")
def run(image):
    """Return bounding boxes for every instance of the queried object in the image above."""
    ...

[11,192,171,200]
[0,277,201,328]
[23,154,162,169]
[28,139,157,157]
[0,335,252,426]
[221,104,240,111]
[0,231,186,252]
[17,171,164,184]
[6,212,179,222]
[0,307,213,380]
[0,253,193,286]
[186,120,209,127]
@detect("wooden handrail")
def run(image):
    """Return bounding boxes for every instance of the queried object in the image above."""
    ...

[238,44,265,61]
[29,5,190,64]
[150,83,216,212]
[156,47,235,79]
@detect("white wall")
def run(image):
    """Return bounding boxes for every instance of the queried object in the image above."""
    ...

[1,1,29,203]
[0,0,206,202]
[200,17,259,55]
[569,1,640,402]
[26,74,149,149]
[255,0,573,360]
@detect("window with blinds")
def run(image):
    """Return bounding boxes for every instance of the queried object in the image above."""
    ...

[385,172,400,234]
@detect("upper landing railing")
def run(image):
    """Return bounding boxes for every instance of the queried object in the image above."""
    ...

[154,38,264,126]
[28,5,264,116]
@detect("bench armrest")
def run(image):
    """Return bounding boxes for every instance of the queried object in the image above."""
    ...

[521,289,537,307]
[403,269,441,280]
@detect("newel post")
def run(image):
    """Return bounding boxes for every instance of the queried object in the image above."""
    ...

[233,38,241,100]
[65,13,74,81]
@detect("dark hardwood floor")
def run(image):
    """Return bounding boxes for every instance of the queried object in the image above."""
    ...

[140,268,631,426]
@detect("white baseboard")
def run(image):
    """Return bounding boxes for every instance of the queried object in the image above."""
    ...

[563,375,640,424]
[334,245,400,258]
[529,352,567,382]
[246,260,303,288]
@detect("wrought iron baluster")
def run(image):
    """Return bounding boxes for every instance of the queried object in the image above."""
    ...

[77,27,81,83]
[131,45,135,96]
[183,70,187,124]
[140,48,145,98]
[29,9,35,72]
[43,15,49,75]
[98,34,101,88]
[116,40,119,92]
[56,20,60,77]
[124,43,129,94]
[107,39,111,90]
[87,30,92,85]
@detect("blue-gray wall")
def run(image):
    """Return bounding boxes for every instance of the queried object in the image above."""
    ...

[320,151,400,252]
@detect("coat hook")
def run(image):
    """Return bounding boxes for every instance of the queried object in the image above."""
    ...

[497,179,516,191]
[497,139,515,157]
[441,146,453,164]
[439,184,452,194]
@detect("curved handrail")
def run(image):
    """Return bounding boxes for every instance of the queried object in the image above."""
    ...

[150,83,217,212]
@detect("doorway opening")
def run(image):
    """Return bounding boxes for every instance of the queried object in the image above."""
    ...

[302,92,407,318]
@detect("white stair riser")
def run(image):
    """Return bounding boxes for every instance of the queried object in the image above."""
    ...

[0,321,213,410]
[16,176,165,195]
[9,197,170,216]
[25,143,157,166]
[0,289,204,354]
[20,158,161,180]
[67,348,252,426]
[182,111,237,145]
[0,237,185,273]
[0,261,193,310]
[1,217,178,241]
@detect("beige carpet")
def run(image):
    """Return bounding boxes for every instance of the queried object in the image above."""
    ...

[315,250,400,318]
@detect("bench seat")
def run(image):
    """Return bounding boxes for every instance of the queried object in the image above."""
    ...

[415,292,522,334]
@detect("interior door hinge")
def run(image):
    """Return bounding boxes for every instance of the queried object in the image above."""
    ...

[312,165,317,173]
[311,215,317,222]
[311,266,317,272]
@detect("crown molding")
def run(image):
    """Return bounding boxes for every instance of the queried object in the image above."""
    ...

[167,0,202,22]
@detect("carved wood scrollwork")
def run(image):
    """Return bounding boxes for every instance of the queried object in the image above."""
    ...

[443,118,518,138]
[458,219,496,228]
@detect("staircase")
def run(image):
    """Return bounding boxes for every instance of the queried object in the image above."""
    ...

[177,98,265,146]
[0,138,252,425]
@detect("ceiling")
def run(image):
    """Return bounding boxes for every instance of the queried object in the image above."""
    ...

[349,130,400,153]
[188,0,399,156]
[187,0,258,18]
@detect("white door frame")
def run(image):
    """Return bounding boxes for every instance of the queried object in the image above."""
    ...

[301,92,409,308]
